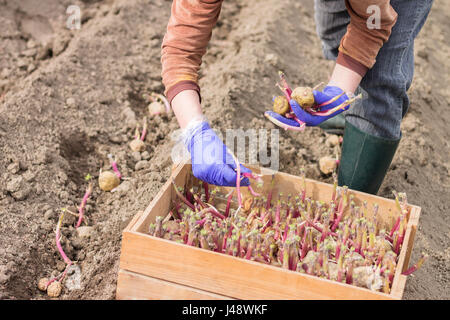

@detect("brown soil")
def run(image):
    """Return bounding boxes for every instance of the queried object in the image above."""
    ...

[0,0,448,300]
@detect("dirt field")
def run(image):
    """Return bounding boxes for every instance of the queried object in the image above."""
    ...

[0,0,448,300]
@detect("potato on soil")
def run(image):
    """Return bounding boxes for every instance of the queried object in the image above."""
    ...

[38,278,49,291]
[319,156,337,175]
[148,101,166,116]
[129,139,145,152]
[47,281,62,298]
[99,171,120,191]
[272,96,290,115]
[291,87,315,109]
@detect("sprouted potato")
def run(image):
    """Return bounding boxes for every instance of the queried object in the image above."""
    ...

[273,96,290,115]
[99,171,120,191]
[47,281,62,298]
[291,86,315,109]
[129,139,146,152]
[38,278,49,291]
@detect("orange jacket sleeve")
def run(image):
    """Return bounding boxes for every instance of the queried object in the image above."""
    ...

[161,0,398,99]
[161,0,223,103]
[337,0,398,76]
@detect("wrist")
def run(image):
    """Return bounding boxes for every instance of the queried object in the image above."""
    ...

[328,63,362,95]
[181,116,209,152]
[172,89,204,129]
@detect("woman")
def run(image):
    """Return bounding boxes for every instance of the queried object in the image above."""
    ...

[161,0,433,194]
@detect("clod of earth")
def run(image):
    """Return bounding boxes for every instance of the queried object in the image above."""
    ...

[319,156,338,175]
[325,135,341,147]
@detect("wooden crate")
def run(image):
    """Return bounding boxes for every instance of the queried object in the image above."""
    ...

[116,162,421,300]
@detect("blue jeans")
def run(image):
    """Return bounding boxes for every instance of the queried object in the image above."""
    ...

[314,0,433,139]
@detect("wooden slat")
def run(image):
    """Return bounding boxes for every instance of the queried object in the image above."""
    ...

[131,163,189,234]
[116,269,234,300]
[120,231,394,300]
[390,206,421,299]
[401,206,421,273]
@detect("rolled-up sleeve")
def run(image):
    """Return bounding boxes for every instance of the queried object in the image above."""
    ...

[161,0,223,103]
[337,0,398,77]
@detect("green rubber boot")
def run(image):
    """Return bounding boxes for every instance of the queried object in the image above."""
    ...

[338,121,400,195]
[318,113,346,135]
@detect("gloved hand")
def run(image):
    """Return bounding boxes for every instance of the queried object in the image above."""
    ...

[185,120,251,187]
[265,86,351,128]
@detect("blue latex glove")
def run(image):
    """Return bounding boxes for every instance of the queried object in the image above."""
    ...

[187,122,251,187]
[265,86,350,128]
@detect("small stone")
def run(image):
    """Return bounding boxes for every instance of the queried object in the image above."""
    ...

[64,265,82,291]
[112,180,131,195]
[7,162,20,174]
[23,171,36,182]
[52,35,70,56]
[0,267,10,285]
[56,261,66,272]
[264,53,279,66]
[44,209,55,220]
[47,281,62,298]
[19,161,28,171]
[71,239,83,250]
[66,97,76,107]
[38,278,49,291]
[325,135,340,147]
[1,68,11,79]
[6,176,24,193]
[36,43,52,60]
[76,226,94,239]
[77,250,86,261]
[27,39,37,49]
[319,156,337,175]
[417,137,426,147]
[62,208,77,226]
[141,151,150,160]
[21,48,37,57]
[15,185,31,200]
[59,190,70,201]
[27,63,36,73]
[121,107,137,128]
[131,151,141,162]
[135,160,148,171]
[417,50,428,61]
[17,59,28,69]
